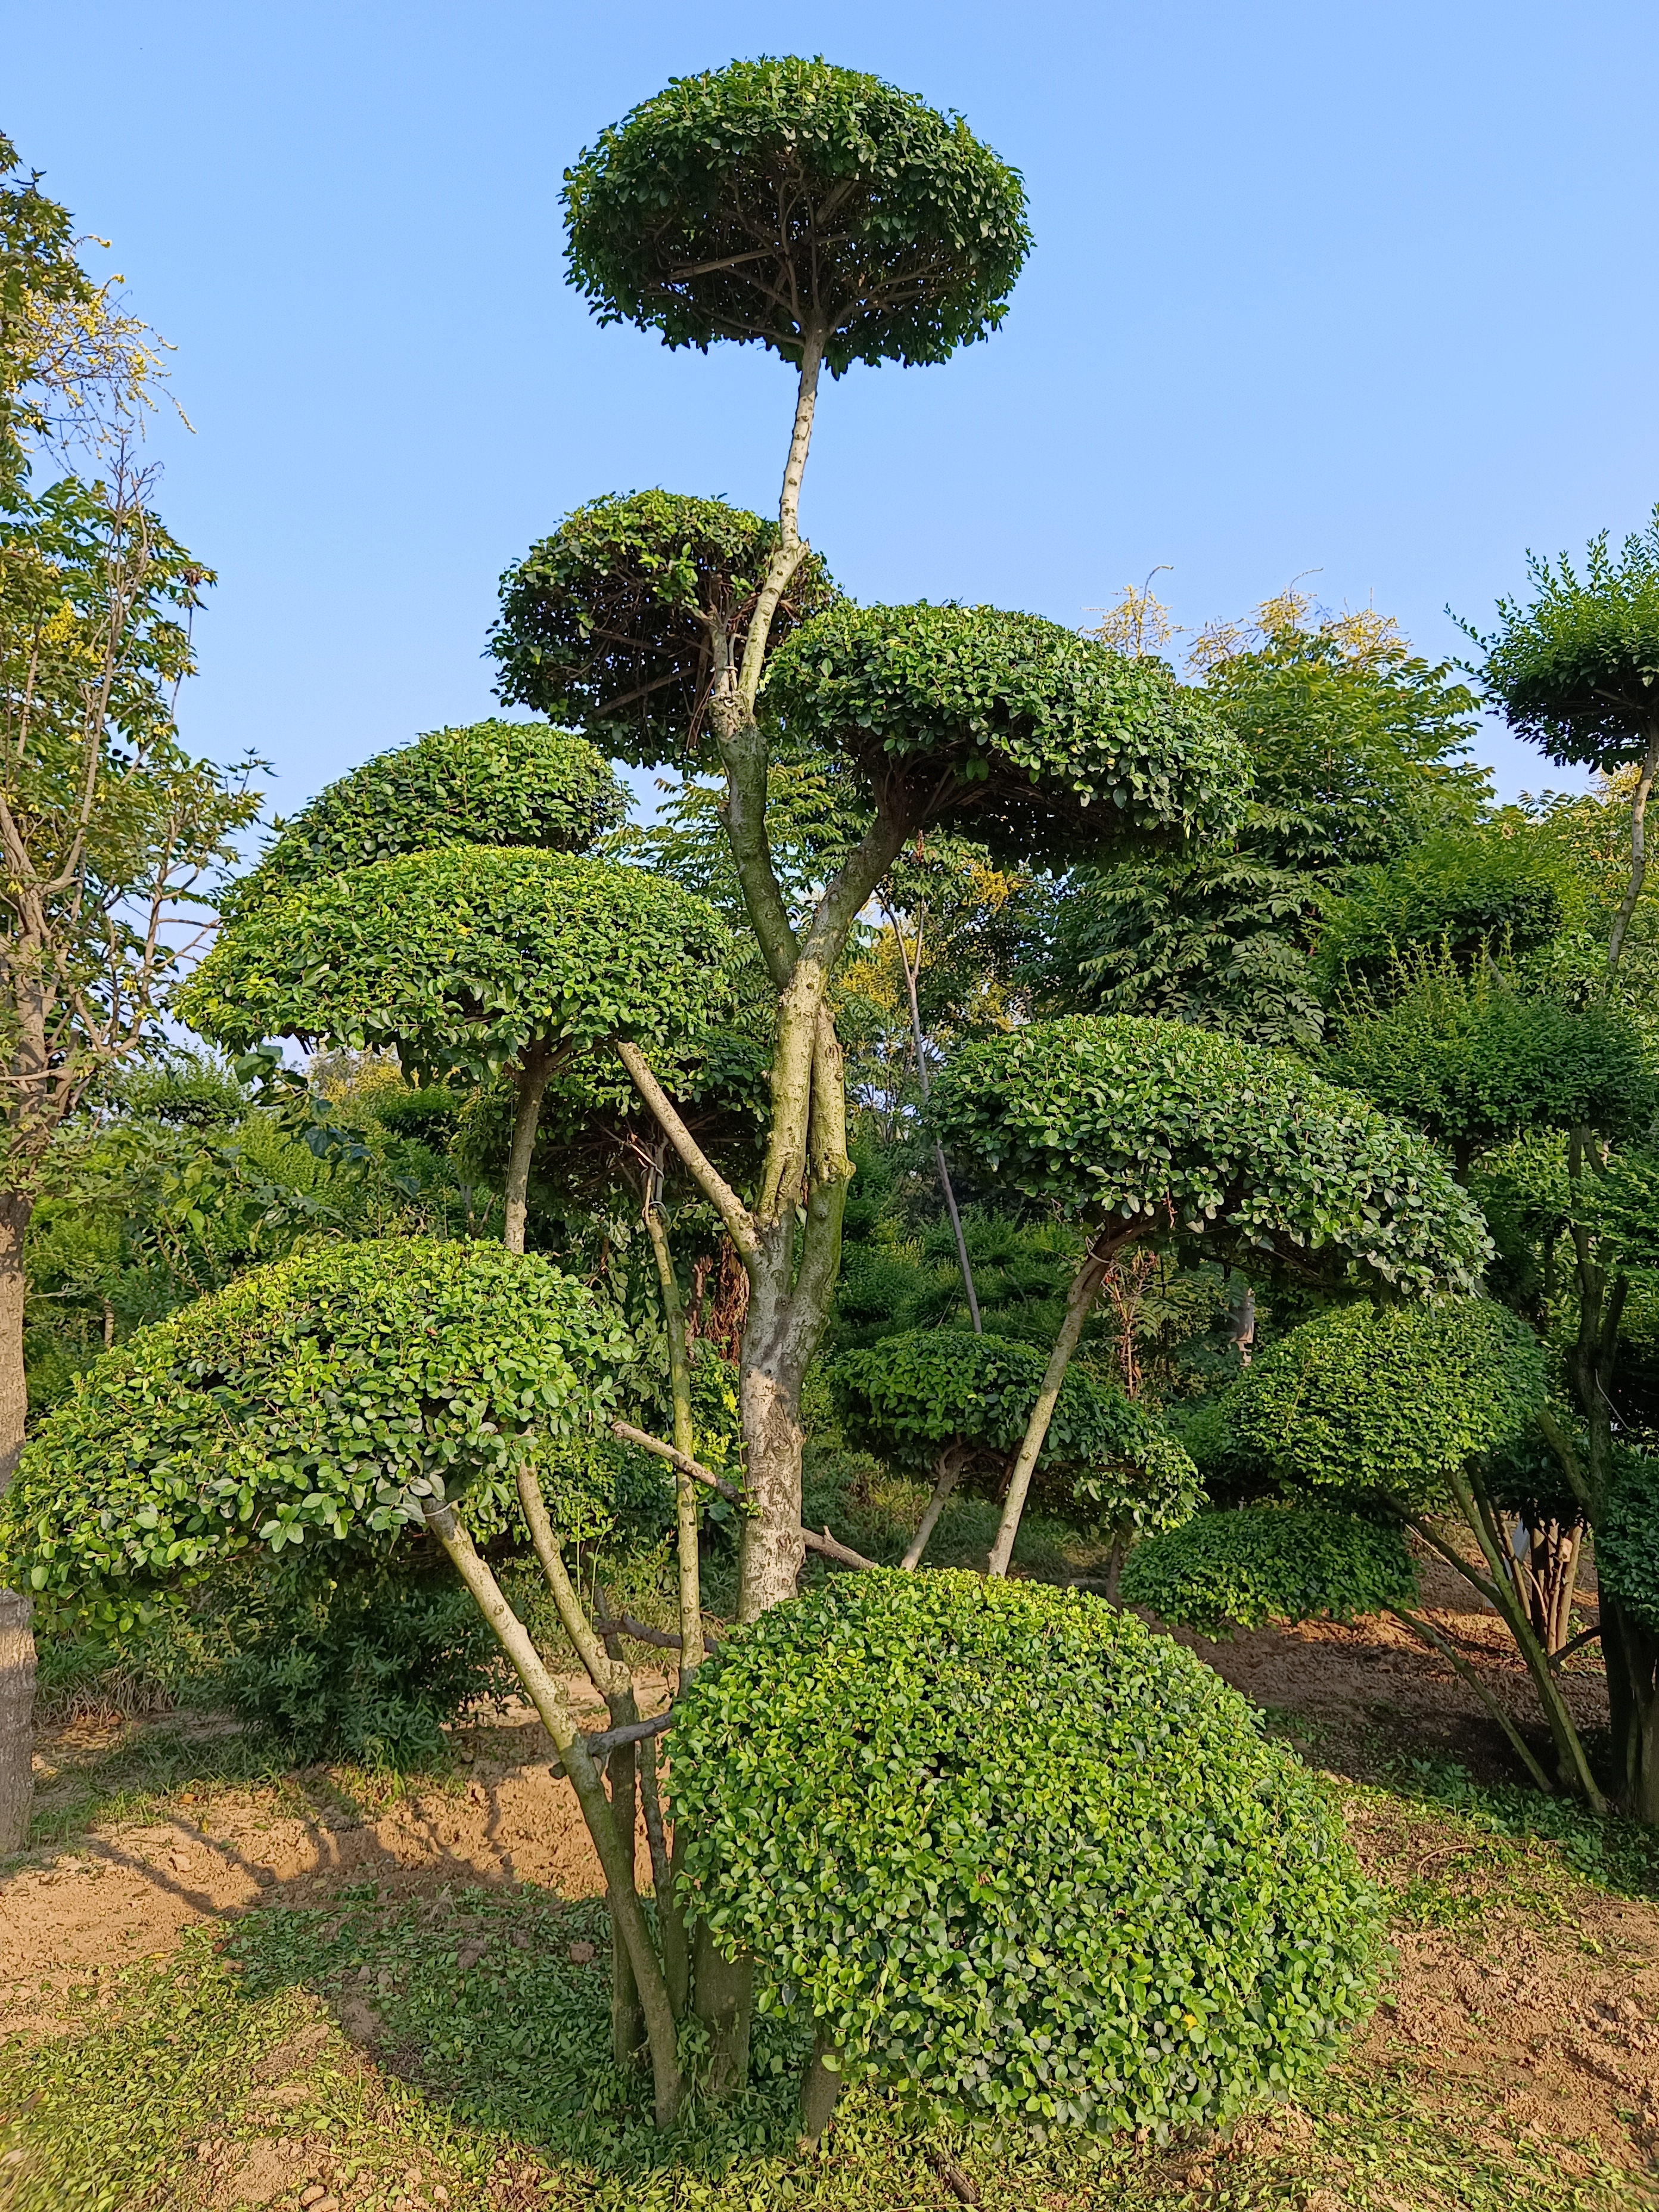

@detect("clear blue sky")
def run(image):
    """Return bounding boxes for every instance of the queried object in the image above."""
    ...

[10,1,1658,821]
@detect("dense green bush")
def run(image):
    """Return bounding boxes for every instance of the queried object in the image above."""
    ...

[0,1238,644,1598]
[928,1015,1492,1294]
[1313,830,1572,989]
[670,1570,1382,2136]
[1226,1298,1547,1508]
[1596,1450,1659,1635]
[228,720,626,912]
[181,845,734,1083]
[831,1327,1197,1538]
[1120,1507,1419,1639]
[766,604,1245,866]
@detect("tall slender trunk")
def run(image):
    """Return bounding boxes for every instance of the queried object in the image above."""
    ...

[987,1238,1116,1579]
[1605,718,1659,984]
[641,1196,704,1675]
[502,1039,556,1256]
[0,1188,33,1855]
[885,900,983,1332]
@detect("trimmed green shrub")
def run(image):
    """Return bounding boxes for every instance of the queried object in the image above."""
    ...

[927,1015,1492,1295]
[831,1327,1197,1538]
[228,720,626,913]
[0,1238,644,1598]
[670,1570,1382,2136]
[1313,830,1573,989]
[765,603,1245,866]
[490,492,837,770]
[179,845,735,1082]
[676,1566,1389,2132]
[1226,1298,1547,1509]
[562,58,1031,376]
[1120,1507,1419,1639]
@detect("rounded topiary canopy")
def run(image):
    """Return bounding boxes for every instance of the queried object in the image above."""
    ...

[1120,1506,1419,1640]
[831,1327,1197,1534]
[228,721,627,914]
[179,846,734,1082]
[927,1015,1493,1294]
[1226,1298,1548,1509]
[670,1570,1381,2134]
[764,604,1246,862]
[490,492,838,769]
[563,57,1031,374]
[0,1239,648,1598]
[1598,1450,1659,1635]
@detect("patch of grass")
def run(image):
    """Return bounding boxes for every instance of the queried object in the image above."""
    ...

[1386,1756,1659,1905]
[1,1864,1649,2212]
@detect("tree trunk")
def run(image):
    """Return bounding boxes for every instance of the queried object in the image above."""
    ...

[1605,717,1659,983]
[987,1239,1115,1579]
[797,2029,843,2145]
[0,1189,33,1856]
[502,1040,556,1256]
[902,1443,970,1571]
[692,1920,753,2095]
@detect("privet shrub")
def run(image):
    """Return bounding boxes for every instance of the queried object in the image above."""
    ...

[1596,1450,1659,1636]
[1226,1298,1547,1508]
[670,1571,1382,2136]
[1121,1507,1419,1639]
[0,1239,642,1598]
[227,719,627,913]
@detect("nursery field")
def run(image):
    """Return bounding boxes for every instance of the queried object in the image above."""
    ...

[4,1540,1658,2212]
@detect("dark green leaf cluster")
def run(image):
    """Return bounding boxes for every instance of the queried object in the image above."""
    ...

[227,722,626,914]
[0,1238,638,1597]
[1477,507,1659,770]
[670,1570,1382,2134]
[1045,625,1487,1047]
[927,1015,1492,1294]
[1314,830,1572,991]
[1227,1298,1547,1509]
[1120,1506,1418,1639]
[830,1327,1197,1534]
[563,58,1032,375]
[765,605,1247,863]
[179,846,735,1082]
[1596,1449,1659,1635]
[1324,952,1656,1158]
[490,492,837,769]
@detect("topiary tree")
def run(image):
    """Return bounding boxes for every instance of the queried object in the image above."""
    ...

[1312,828,1573,996]
[1147,1298,1596,1803]
[0,1234,722,2124]
[669,1569,1383,2143]
[225,718,627,916]
[179,846,734,1254]
[927,1013,1491,1576]
[1475,508,1659,980]
[831,1326,1197,1581]
[492,58,1253,1632]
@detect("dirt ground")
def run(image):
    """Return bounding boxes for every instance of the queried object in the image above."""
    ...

[3,1579,1654,2202]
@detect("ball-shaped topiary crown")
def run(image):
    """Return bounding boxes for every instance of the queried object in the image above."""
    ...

[1121,1505,1419,1639]
[765,602,1247,862]
[669,1569,1382,2134]
[927,1014,1493,1294]
[0,1238,648,1599]
[1225,1297,1549,1510]
[563,57,1032,375]
[228,721,627,916]
[180,846,735,1083]
[489,492,838,769]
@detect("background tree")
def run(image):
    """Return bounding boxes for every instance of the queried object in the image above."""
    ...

[1046,595,1486,1045]
[1475,508,1659,980]
[927,1013,1492,1576]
